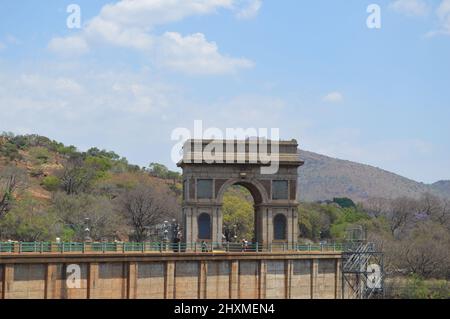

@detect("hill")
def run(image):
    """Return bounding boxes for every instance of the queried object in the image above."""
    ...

[2,133,448,206]
[298,150,449,202]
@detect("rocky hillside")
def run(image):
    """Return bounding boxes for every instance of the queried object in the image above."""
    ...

[298,150,449,202]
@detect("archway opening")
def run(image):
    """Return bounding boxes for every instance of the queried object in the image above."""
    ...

[222,185,255,243]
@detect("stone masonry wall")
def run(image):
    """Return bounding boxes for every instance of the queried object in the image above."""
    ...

[0,253,344,299]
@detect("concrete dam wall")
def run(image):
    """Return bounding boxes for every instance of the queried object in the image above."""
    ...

[0,252,342,299]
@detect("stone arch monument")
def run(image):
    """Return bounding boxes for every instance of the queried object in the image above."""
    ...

[177,139,304,247]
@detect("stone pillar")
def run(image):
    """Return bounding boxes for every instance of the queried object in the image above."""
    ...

[192,208,198,243]
[216,207,223,244]
[292,207,298,245]
[211,209,216,245]
[45,264,61,299]
[267,208,273,244]
[199,261,207,298]
[335,259,342,299]
[255,206,264,245]
[286,260,293,299]
[127,262,137,299]
[87,263,98,299]
[311,259,318,299]
[3,264,13,299]
[259,260,266,299]
[165,261,175,299]
[184,208,192,244]
[286,209,293,247]
[229,260,239,299]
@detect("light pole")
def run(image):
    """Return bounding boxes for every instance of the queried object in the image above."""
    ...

[84,217,92,242]
[163,220,169,242]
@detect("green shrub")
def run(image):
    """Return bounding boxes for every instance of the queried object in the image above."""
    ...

[29,146,51,164]
[0,142,21,161]
[42,176,61,191]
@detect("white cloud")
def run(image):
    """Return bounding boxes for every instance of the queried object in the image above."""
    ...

[424,0,450,37]
[322,91,344,103]
[0,41,5,51]
[48,0,255,75]
[235,0,262,20]
[97,0,233,29]
[436,0,450,34]
[5,35,21,45]
[48,36,89,56]
[389,0,430,17]
[157,32,254,74]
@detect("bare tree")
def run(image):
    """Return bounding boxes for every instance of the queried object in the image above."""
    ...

[52,192,122,241]
[433,198,450,228]
[387,197,418,238]
[0,166,27,218]
[120,182,179,242]
[419,193,442,217]
[364,197,390,217]
[396,221,450,278]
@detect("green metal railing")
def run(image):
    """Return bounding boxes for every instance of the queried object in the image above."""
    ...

[0,241,346,254]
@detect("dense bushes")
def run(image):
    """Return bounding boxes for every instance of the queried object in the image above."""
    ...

[0,133,182,243]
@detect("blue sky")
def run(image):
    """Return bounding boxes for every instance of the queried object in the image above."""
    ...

[0,0,449,183]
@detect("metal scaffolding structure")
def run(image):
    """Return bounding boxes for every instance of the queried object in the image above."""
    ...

[341,240,385,299]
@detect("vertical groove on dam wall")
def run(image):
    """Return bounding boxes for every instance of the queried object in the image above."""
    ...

[0,253,342,299]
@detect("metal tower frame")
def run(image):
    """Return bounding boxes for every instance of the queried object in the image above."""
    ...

[341,241,385,299]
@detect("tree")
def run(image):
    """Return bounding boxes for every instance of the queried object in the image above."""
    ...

[222,187,254,242]
[387,197,418,238]
[59,157,97,195]
[0,166,27,218]
[395,221,450,278]
[0,195,59,241]
[0,141,21,161]
[148,163,169,178]
[52,192,122,241]
[419,193,442,217]
[363,197,391,218]
[333,197,356,208]
[119,182,179,241]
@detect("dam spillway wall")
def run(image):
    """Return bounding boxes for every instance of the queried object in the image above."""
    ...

[0,252,343,299]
